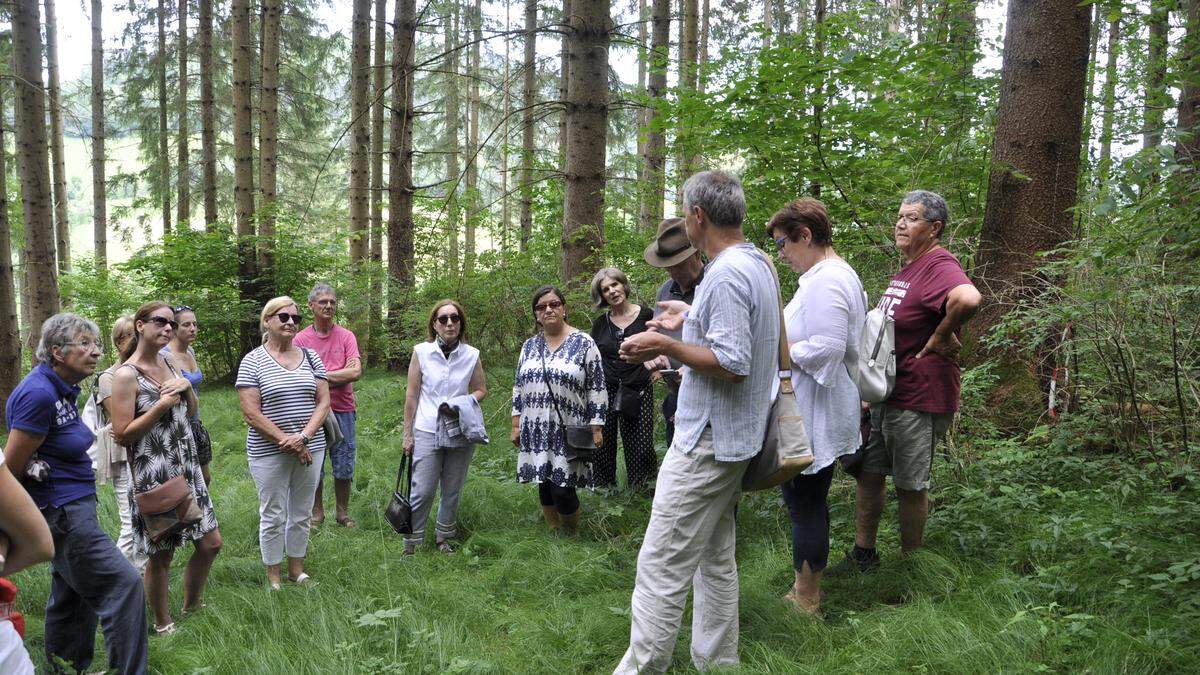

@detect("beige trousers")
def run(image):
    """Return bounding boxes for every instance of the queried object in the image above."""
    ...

[615,428,750,674]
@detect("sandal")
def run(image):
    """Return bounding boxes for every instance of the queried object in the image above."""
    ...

[290,572,315,586]
[401,542,416,557]
[436,541,455,555]
[154,622,177,636]
[181,603,207,616]
[335,516,357,528]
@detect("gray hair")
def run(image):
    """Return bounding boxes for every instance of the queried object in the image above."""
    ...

[36,313,100,365]
[682,171,746,229]
[308,282,337,303]
[589,267,632,309]
[902,190,949,236]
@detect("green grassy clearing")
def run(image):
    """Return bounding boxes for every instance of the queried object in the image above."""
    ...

[9,369,1199,673]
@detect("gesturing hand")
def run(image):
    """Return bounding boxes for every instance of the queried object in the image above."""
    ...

[916,331,962,362]
[620,331,672,364]
[646,301,690,333]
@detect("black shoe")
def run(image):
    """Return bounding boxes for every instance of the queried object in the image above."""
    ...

[833,546,881,574]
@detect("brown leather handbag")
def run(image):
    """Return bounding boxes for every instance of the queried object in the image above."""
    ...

[135,475,203,542]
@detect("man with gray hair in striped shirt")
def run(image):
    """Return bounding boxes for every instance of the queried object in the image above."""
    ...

[614,170,780,674]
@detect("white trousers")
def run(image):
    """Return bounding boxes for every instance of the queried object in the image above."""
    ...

[110,461,146,573]
[249,451,323,565]
[615,428,749,674]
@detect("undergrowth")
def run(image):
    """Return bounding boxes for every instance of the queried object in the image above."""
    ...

[8,369,1199,673]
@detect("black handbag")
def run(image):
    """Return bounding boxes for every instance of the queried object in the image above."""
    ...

[838,407,873,477]
[615,383,646,417]
[384,453,414,534]
[538,338,597,463]
[188,416,213,465]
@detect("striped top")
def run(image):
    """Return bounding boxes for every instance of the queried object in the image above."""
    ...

[672,243,781,462]
[235,345,327,458]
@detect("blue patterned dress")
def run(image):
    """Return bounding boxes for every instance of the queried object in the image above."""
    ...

[512,331,608,488]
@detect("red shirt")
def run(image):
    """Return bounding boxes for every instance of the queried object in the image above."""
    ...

[294,324,360,413]
[876,247,973,414]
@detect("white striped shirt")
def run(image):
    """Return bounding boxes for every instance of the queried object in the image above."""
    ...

[235,346,327,457]
[672,243,780,462]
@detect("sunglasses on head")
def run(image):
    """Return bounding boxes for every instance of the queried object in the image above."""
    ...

[436,314,461,325]
[173,305,194,314]
[146,316,179,330]
[534,299,563,313]
[274,312,304,325]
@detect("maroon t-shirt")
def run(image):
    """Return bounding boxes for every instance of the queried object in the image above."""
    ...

[876,247,973,414]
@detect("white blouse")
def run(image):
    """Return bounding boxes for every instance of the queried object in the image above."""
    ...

[413,341,480,434]
[784,258,867,474]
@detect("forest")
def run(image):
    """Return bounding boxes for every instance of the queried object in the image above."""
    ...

[1,0,1198,671]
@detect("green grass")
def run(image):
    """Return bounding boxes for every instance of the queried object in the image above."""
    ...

[9,370,1200,673]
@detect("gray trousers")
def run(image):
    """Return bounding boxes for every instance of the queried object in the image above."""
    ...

[405,430,474,546]
[248,450,324,565]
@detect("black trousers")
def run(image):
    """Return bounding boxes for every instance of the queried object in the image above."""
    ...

[779,463,836,572]
[593,384,657,489]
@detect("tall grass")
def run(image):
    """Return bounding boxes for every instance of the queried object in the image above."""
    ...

[9,370,1198,673]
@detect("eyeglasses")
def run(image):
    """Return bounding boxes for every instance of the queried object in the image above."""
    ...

[63,339,103,351]
[896,214,930,225]
[534,299,563,313]
[146,316,179,330]
[436,314,461,325]
[773,235,788,251]
[274,312,304,325]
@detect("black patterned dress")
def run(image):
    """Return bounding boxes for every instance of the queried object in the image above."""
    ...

[124,361,218,556]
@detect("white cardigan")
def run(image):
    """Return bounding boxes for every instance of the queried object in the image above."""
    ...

[784,258,867,474]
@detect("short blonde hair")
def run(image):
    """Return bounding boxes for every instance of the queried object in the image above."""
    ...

[110,315,135,351]
[260,296,299,336]
[589,267,631,309]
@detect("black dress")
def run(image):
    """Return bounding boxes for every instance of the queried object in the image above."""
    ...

[589,306,658,489]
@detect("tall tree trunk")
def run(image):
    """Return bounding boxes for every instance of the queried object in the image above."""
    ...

[1096,11,1120,185]
[200,0,218,230]
[1176,0,1200,166]
[501,0,512,248]
[638,0,669,231]
[699,0,710,94]
[444,4,461,274]
[350,0,372,276]
[369,0,387,364]
[231,0,258,353]
[677,0,699,197]
[1143,2,1170,151]
[636,0,647,190]
[259,0,281,284]
[811,0,826,197]
[158,0,172,232]
[764,0,773,48]
[464,0,481,274]
[974,0,1091,387]
[0,81,21,414]
[519,0,536,251]
[13,0,60,349]
[1079,3,1101,170]
[177,0,190,228]
[387,0,417,371]
[558,0,572,165]
[561,0,609,283]
[45,0,70,276]
[92,0,107,268]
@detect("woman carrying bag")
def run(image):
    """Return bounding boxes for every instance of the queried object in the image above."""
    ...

[400,300,488,556]
[511,286,607,534]
[110,302,222,635]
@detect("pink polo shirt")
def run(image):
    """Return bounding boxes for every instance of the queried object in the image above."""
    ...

[294,324,360,413]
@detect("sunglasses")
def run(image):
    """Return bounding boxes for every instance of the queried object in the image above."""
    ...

[274,312,304,325]
[436,314,462,325]
[534,299,563,313]
[146,316,179,330]
[173,305,194,314]
[773,235,788,251]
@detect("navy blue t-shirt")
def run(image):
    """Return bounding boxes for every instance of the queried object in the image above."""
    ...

[4,363,96,509]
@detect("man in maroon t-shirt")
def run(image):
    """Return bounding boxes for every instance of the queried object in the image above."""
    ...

[843,190,981,571]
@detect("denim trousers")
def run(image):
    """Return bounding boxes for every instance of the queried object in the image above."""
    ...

[42,495,148,675]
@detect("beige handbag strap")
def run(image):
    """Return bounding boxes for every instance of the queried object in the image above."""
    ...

[756,249,794,392]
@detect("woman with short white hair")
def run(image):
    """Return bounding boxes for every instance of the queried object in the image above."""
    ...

[236,296,331,589]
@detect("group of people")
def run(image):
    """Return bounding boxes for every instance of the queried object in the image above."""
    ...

[0,169,981,675]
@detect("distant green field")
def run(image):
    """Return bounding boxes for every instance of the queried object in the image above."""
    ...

[7,369,1199,673]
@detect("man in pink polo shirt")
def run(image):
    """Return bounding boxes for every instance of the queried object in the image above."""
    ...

[294,283,363,527]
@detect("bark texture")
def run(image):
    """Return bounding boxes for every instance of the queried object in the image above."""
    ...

[369,0,387,364]
[13,0,60,348]
[92,0,107,268]
[1176,0,1200,166]
[1097,12,1120,184]
[45,0,70,275]
[638,0,669,231]
[465,0,482,274]
[560,0,609,283]
[975,0,1092,365]
[519,0,536,251]
[158,0,172,232]
[350,0,372,270]
[200,0,218,229]
[1143,2,1170,151]
[558,0,572,164]
[677,0,699,194]
[231,0,258,353]
[443,5,461,274]
[177,0,190,227]
[260,0,281,280]
[388,0,418,370]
